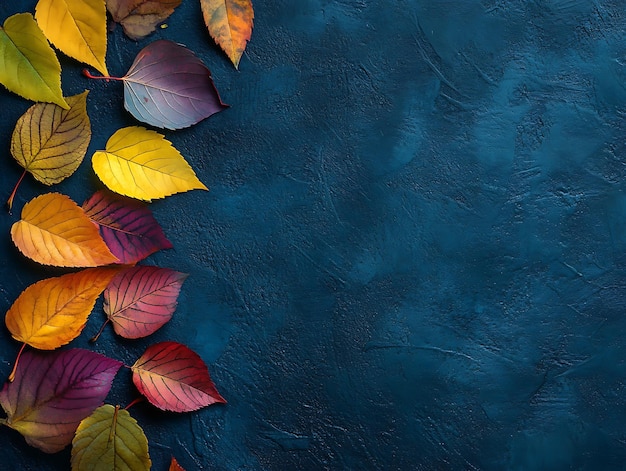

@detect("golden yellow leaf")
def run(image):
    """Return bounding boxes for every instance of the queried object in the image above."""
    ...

[36,0,109,75]
[0,13,68,108]
[200,0,254,69]
[5,268,120,350]
[11,193,120,267]
[8,91,91,210]
[92,126,208,201]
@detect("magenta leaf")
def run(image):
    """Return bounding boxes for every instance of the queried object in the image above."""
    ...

[122,39,227,129]
[0,349,122,453]
[103,266,188,339]
[83,190,173,264]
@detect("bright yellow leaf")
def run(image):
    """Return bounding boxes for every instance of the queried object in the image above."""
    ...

[92,126,208,201]
[5,268,120,350]
[72,404,151,471]
[36,0,109,76]
[8,91,92,210]
[0,13,68,108]
[200,0,254,69]
[11,193,120,267]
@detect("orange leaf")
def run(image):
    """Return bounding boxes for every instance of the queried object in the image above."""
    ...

[5,268,121,350]
[11,193,120,267]
[200,0,254,69]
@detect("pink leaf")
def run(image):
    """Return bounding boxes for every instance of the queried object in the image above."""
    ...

[104,266,188,339]
[131,342,225,412]
[83,190,172,264]
[0,349,122,453]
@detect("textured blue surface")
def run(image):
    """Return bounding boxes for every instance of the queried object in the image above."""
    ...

[1,1,626,470]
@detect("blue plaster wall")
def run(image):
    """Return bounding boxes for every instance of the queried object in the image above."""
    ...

[1,1,626,470]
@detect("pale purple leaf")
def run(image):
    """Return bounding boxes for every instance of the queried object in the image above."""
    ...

[122,39,227,129]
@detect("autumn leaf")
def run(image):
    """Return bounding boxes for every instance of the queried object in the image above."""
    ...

[92,126,208,201]
[84,40,227,129]
[0,13,68,108]
[6,268,120,352]
[131,342,226,412]
[94,266,187,341]
[201,0,254,69]
[36,0,109,75]
[107,0,182,40]
[83,190,173,264]
[72,404,151,471]
[0,349,122,453]
[8,91,91,210]
[170,457,186,471]
[11,193,120,267]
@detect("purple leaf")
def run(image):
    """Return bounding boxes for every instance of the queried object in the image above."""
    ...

[0,349,122,453]
[83,190,173,264]
[104,265,188,339]
[122,39,227,129]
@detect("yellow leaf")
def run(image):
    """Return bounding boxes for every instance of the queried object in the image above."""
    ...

[200,0,254,69]
[8,91,92,210]
[72,404,151,471]
[5,268,120,350]
[0,13,68,108]
[92,126,208,201]
[36,0,109,75]
[11,193,120,267]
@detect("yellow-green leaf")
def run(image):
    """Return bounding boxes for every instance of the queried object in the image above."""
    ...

[11,193,120,267]
[36,0,109,75]
[200,0,254,69]
[5,268,120,351]
[8,91,92,210]
[92,126,208,201]
[72,404,151,471]
[0,13,68,108]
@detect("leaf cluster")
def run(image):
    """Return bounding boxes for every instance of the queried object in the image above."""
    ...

[0,0,255,469]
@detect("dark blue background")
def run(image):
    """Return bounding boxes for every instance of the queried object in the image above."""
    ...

[1,1,626,470]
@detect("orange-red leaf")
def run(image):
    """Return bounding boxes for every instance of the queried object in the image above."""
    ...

[11,193,119,267]
[5,268,121,350]
[107,0,182,40]
[170,457,186,471]
[200,0,254,69]
[131,342,226,412]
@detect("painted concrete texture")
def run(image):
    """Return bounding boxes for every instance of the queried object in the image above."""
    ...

[1,1,625,470]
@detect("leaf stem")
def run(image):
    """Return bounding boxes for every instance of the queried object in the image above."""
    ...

[7,169,27,213]
[125,397,144,411]
[90,319,111,343]
[8,343,26,382]
[82,68,123,82]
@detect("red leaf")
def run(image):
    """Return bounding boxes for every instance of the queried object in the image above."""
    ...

[0,349,122,453]
[83,190,172,264]
[104,266,188,339]
[131,342,225,412]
